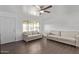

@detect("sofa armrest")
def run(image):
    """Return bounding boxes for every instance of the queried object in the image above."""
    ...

[75,35,79,47]
[75,35,79,39]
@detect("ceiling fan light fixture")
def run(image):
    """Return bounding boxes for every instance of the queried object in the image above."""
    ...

[40,10,44,13]
[34,5,52,15]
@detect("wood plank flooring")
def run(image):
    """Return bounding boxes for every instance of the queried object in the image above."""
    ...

[0,38,79,54]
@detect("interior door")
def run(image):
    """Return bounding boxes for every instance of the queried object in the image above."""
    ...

[1,17,16,44]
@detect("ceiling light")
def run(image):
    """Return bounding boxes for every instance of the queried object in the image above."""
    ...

[40,10,44,13]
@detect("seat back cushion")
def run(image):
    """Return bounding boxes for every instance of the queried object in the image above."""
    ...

[32,31,40,34]
[23,32,32,35]
[61,31,79,38]
[49,31,61,36]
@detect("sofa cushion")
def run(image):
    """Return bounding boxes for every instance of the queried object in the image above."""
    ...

[32,31,40,34]
[28,34,41,37]
[48,35,61,38]
[23,32,32,35]
[48,31,61,36]
[23,31,40,35]
[61,31,79,38]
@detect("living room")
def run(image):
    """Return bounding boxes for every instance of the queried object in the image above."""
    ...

[0,5,79,54]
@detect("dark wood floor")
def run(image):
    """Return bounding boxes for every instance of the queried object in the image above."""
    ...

[0,38,79,54]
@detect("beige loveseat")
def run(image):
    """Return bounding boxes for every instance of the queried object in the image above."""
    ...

[47,31,79,47]
[23,31,42,42]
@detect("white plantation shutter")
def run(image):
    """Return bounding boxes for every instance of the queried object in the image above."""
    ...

[23,20,40,32]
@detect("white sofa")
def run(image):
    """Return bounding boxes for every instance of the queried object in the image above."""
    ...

[47,31,79,47]
[23,31,42,42]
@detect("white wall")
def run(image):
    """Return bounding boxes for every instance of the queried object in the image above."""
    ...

[1,5,79,44]
[0,16,16,44]
[39,5,79,32]
[0,14,23,44]
[0,5,24,44]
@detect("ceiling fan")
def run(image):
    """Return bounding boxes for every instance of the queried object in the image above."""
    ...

[34,5,52,15]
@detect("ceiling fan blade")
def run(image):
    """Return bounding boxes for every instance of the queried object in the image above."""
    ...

[34,5,40,10]
[44,11,50,13]
[41,5,52,10]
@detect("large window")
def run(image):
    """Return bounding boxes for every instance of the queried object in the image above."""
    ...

[23,20,40,32]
